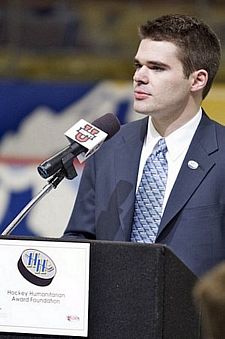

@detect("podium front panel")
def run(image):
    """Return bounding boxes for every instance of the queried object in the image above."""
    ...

[0,237,200,339]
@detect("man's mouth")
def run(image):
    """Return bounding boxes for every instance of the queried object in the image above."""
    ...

[134,90,151,100]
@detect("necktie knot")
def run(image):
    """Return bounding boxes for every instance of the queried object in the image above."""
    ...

[152,138,167,157]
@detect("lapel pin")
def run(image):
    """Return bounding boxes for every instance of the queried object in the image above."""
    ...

[188,160,199,170]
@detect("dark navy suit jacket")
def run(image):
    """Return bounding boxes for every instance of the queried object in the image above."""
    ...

[64,111,225,277]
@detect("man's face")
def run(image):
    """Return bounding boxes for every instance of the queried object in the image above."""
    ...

[133,39,193,120]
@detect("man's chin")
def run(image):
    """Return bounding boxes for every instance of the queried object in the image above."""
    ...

[133,103,152,116]
[133,107,151,116]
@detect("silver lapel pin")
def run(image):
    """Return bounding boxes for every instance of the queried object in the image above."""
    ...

[188,160,199,170]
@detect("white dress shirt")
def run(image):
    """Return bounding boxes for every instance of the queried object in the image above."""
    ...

[136,109,202,214]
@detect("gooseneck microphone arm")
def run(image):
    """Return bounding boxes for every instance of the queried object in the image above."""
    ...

[1,173,62,236]
[1,162,76,236]
[1,143,79,236]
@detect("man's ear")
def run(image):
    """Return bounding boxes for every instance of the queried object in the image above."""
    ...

[190,69,208,93]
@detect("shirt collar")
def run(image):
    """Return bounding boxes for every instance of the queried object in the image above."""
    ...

[145,108,202,160]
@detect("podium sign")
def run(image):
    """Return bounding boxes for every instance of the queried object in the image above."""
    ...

[0,239,90,337]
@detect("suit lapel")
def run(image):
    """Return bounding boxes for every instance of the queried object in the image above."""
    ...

[158,113,218,237]
[114,117,148,239]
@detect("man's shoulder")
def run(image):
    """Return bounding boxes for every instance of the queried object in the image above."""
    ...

[201,110,225,132]
[93,116,148,157]
[206,114,225,135]
[116,116,148,138]
[201,112,225,152]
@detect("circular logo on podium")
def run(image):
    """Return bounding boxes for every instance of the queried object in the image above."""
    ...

[17,249,56,286]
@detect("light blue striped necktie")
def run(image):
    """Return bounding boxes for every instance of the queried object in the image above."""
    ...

[131,138,168,243]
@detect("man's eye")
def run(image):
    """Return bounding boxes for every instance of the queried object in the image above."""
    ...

[150,66,164,71]
[134,63,141,69]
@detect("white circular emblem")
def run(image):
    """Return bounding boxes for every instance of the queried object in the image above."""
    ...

[188,160,199,170]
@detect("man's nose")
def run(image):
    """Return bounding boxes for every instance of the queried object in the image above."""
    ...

[133,65,149,83]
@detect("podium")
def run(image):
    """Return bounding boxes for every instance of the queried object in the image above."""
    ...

[0,238,201,338]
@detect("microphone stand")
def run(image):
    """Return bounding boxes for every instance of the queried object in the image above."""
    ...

[1,153,78,236]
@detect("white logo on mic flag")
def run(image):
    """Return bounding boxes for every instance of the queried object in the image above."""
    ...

[64,119,108,163]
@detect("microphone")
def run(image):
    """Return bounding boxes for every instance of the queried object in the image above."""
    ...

[37,113,120,179]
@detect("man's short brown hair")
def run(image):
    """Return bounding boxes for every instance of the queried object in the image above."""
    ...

[139,14,221,99]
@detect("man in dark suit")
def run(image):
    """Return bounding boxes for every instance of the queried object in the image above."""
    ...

[63,14,224,277]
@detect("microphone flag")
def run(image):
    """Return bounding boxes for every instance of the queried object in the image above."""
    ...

[64,119,108,163]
